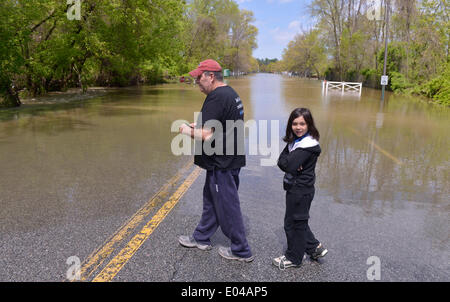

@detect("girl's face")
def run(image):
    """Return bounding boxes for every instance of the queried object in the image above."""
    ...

[292,115,308,138]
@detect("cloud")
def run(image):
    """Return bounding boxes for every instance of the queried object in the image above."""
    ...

[270,27,297,43]
[269,17,311,46]
[288,20,301,30]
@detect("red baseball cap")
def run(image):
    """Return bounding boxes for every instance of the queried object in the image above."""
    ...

[189,59,222,78]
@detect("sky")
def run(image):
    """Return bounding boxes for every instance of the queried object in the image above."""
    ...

[236,0,315,60]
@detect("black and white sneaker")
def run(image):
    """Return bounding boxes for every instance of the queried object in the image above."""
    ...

[178,235,212,251]
[310,243,328,260]
[273,255,301,270]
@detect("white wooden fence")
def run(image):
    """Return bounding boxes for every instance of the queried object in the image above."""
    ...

[322,81,362,96]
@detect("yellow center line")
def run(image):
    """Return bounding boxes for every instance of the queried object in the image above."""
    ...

[348,127,403,165]
[92,166,202,282]
[74,161,193,281]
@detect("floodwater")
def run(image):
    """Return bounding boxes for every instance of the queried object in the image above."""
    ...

[235,74,449,208]
[0,73,448,281]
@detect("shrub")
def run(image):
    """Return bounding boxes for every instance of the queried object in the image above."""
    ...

[415,62,450,106]
[390,71,413,93]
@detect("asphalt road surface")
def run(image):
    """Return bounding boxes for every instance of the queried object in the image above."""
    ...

[37,155,447,283]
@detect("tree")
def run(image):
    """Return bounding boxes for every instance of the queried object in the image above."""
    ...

[0,0,188,107]
[285,0,449,103]
[183,0,257,73]
[282,29,327,78]
[225,9,258,72]
[257,58,279,72]
[309,0,346,80]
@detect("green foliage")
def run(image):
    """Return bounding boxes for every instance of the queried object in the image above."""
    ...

[340,29,369,81]
[257,58,279,72]
[0,0,258,107]
[414,62,450,106]
[183,0,257,73]
[257,58,278,66]
[360,68,383,89]
[361,68,378,79]
[390,71,414,93]
[282,28,327,78]
[280,0,449,105]
[377,42,406,75]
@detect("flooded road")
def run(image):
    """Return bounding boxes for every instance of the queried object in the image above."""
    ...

[0,74,448,281]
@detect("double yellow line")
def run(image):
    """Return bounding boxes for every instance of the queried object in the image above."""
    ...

[74,162,201,282]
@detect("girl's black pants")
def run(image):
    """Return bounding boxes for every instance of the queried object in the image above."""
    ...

[284,190,320,265]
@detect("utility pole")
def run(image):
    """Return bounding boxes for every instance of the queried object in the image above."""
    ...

[381,0,390,101]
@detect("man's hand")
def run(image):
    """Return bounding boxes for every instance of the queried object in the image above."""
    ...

[178,123,190,134]
[179,122,196,135]
[179,122,213,141]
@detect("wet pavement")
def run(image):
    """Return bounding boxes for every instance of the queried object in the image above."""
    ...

[0,74,449,282]
[107,155,449,282]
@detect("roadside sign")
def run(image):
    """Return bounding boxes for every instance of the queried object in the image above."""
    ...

[381,75,389,86]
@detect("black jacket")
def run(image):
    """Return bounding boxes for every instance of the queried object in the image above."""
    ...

[277,136,321,193]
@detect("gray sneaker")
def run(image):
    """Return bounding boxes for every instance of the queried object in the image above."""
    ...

[178,235,212,251]
[218,246,255,262]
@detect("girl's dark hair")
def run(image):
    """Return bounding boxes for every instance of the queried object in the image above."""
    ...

[283,108,320,143]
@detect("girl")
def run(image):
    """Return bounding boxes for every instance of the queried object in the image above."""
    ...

[273,108,328,270]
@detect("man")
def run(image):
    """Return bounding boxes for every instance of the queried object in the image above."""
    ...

[178,59,253,262]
